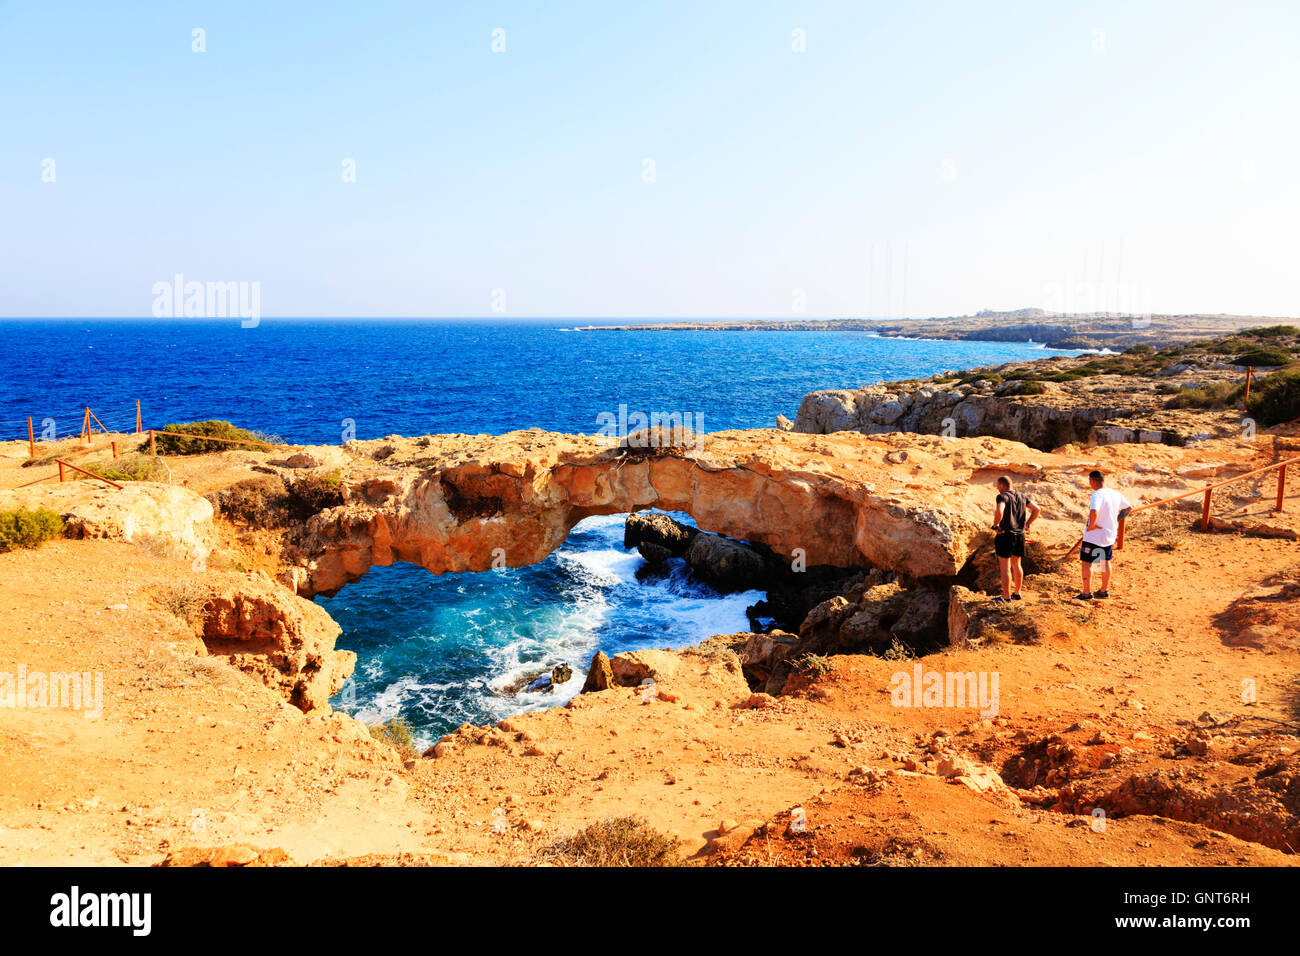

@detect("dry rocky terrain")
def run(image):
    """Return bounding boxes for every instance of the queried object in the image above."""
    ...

[1,351,1298,867]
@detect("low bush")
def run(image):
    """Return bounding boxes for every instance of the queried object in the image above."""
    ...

[81,453,168,482]
[1232,347,1293,368]
[285,473,345,515]
[1164,380,1246,409]
[542,816,681,867]
[205,472,344,527]
[206,476,290,525]
[368,717,420,760]
[1242,325,1300,338]
[795,653,834,677]
[155,581,210,621]
[1207,337,1252,355]
[145,420,269,455]
[996,380,1048,397]
[1246,369,1300,426]
[0,508,64,552]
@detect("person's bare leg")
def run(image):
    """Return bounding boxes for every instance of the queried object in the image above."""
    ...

[1081,560,1092,596]
[1099,559,1111,594]
[1011,556,1023,597]
[998,556,1011,599]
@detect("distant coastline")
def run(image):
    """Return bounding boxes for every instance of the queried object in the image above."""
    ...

[571,309,1295,351]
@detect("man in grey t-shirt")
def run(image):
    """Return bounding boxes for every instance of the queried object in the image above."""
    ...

[991,475,1039,602]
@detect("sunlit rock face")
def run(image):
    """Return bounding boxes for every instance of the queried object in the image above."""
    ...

[282,428,1072,597]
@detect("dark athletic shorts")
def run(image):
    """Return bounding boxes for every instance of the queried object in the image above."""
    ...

[994,531,1025,559]
[1079,541,1113,563]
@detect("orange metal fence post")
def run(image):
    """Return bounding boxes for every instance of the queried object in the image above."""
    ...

[27,417,35,458]
[58,461,66,482]
[1244,366,1253,409]
[1278,464,1288,513]
[149,431,156,455]
[136,400,142,435]
[82,407,91,444]
[1116,515,1126,550]
[112,441,119,459]
[1201,485,1212,531]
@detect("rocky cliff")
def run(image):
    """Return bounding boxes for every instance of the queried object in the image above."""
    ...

[790,341,1279,450]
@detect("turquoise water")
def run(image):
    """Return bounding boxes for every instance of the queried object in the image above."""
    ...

[0,318,1075,744]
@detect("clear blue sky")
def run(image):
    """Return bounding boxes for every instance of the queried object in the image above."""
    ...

[2,1,1297,319]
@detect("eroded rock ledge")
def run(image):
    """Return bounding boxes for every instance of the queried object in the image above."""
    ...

[280,430,1079,597]
[269,427,1268,599]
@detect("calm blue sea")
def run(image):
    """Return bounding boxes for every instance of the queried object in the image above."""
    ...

[0,318,1072,744]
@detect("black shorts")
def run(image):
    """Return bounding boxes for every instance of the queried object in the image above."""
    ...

[1079,541,1113,563]
[994,531,1025,559]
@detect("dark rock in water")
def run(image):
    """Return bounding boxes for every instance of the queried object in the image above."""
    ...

[684,533,769,592]
[581,651,615,693]
[637,541,675,566]
[502,663,572,695]
[624,512,698,555]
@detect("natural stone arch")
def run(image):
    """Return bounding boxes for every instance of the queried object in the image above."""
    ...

[281,430,1015,598]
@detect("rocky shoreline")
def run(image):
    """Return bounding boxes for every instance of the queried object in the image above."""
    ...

[2,330,1299,866]
[788,326,1299,450]
[573,309,1295,350]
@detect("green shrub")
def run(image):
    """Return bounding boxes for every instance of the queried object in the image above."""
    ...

[0,508,65,553]
[1246,369,1300,426]
[1165,380,1246,410]
[996,380,1048,397]
[81,453,168,482]
[1243,325,1300,338]
[542,816,681,867]
[1232,348,1293,368]
[369,717,420,760]
[145,420,269,455]
[1208,337,1251,355]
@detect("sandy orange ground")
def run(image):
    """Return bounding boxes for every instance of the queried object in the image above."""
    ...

[0,433,1297,865]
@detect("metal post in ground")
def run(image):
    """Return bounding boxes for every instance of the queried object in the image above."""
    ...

[27,417,34,458]
[1201,484,1212,531]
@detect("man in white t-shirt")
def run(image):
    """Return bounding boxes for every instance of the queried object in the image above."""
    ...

[1078,470,1132,600]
